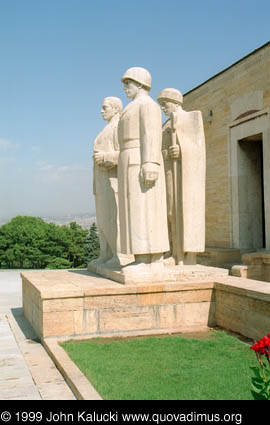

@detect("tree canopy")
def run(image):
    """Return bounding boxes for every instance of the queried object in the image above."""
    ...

[0,216,100,269]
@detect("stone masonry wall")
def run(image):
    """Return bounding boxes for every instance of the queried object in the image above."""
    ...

[183,44,270,248]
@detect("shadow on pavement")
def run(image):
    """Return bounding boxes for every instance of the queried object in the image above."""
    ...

[10,307,40,342]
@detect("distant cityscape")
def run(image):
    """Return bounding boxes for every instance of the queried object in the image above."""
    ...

[0,213,96,230]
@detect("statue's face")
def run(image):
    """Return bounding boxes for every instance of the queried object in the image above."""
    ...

[101,101,115,121]
[159,100,178,116]
[123,79,140,99]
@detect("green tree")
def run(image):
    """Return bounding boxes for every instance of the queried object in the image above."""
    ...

[66,222,88,268]
[46,258,72,269]
[84,222,100,264]
[0,216,89,269]
[0,216,48,268]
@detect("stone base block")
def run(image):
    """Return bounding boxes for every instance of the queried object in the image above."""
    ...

[197,248,241,267]
[88,262,228,284]
[22,270,216,340]
[232,251,270,282]
[215,276,270,340]
[22,270,270,342]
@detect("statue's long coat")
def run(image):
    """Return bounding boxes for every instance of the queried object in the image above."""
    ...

[162,108,205,254]
[93,114,120,255]
[117,95,169,255]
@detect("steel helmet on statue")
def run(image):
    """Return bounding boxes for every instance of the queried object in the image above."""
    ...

[157,88,183,105]
[121,67,152,90]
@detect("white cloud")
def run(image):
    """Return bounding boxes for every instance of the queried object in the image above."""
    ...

[0,139,20,150]
[36,161,53,171]
[0,159,93,218]
[36,161,47,167]
[36,162,89,184]
[40,164,53,171]
[57,166,69,172]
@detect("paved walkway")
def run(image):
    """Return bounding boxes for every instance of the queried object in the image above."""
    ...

[0,271,76,400]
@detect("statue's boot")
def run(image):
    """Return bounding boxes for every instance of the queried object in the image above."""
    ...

[104,254,120,267]
[122,261,151,275]
[122,254,164,275]
[89,254,111,267]
[163,255,177,266]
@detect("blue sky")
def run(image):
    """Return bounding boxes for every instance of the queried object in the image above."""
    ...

[1,0,269,219]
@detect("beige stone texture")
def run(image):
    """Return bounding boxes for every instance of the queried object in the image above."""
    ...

[116,67,169,278]
[248,298,270,316]
[43,311,75,337]
[73,311,84,335]
[137,292,165,306]
[158,305,177,328]
[197,248,241,267]
[184,302,215,327]
[230,90,263,120]
[89,262,228,285]
[264,267,270,281]
[215,276,270,340]
[22,270,270,343]
[22,270,217,338]
[84,310,99,334]
[100,306,154,332]
[215,290,248,311]
[91,97,122,267]
[43,298,83,313]
[6,311,76,400]
[0,315,41,400]
[232,251,270,282]
[84,294,137,309]
[231,264,248,278]
[174,304,187,326]
[157,89,205,264]
[184,43,270,250]
[163,289,213,304]
[44,339,102,400]
[242,251,270,265]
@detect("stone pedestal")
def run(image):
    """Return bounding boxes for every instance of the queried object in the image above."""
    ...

[22,270,217,340]
[22,269,270,342]
[232,251,270,282]
[88,262,228,285]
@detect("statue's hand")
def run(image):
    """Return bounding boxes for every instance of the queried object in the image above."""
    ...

[141,163,159,188]
[103,153,116,170]
[168,145,180,159]
[93,152,104,165]
[103,160,115,170]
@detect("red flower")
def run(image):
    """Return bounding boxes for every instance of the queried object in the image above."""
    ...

[251,334,270,359]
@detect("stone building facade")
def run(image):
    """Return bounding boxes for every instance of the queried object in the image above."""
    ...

[183,42,270,273]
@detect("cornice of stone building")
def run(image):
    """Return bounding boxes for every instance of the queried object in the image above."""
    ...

[184,41,270,97]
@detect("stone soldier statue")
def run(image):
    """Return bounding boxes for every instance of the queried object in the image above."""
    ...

[157,88,206,265]
[118,67,169,274]
[90,96,123,266]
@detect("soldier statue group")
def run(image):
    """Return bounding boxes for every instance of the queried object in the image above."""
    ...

[91,67,205,275]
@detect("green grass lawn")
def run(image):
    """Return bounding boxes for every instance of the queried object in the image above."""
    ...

[61,330,257,400]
